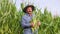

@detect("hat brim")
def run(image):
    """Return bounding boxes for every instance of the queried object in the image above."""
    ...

[23,5,35,13]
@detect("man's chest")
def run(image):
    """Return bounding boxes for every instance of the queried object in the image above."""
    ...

[25,16,32,23]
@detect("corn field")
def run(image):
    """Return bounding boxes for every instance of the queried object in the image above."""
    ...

[0,0,60,34]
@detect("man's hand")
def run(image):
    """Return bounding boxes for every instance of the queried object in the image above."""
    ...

[37,21,41,26]
[30,22,34,28]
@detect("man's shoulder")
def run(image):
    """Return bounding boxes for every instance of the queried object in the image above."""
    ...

[32,14,35,17]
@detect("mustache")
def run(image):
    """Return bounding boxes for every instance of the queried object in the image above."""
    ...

[29,11,32,12]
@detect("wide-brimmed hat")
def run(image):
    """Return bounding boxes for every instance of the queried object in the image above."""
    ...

[23,5,35,13]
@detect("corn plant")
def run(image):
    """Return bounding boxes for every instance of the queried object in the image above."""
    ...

[0,0,60,34]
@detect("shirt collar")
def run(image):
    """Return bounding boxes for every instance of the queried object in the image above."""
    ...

[26,13,33,17]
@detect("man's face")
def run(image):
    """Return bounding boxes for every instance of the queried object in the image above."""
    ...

[26,7,32,14]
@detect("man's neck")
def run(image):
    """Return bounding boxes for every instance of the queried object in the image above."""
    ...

[29,13,32,16]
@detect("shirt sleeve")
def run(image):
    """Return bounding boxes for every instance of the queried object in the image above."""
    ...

[21,17,31,28]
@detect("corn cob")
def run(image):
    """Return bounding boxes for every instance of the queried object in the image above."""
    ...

[30,11,40,32]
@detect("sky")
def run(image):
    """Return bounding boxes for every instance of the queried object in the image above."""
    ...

[13,0,60,16]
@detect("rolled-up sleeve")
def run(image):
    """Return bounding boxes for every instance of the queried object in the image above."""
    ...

[21,17,31,28]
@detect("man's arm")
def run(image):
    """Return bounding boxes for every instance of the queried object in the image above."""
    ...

[21,17,31,28]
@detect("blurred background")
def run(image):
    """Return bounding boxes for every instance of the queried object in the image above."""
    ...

[0,0,60,34]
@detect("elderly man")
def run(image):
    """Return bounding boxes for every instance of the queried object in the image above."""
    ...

[21,5,41,34]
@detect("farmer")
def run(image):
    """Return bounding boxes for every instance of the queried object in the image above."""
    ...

[21,5,41,34]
